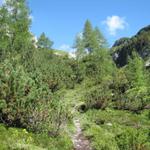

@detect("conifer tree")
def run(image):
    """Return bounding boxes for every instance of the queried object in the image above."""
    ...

[127,51,147,87]
[0,4,10,61]
[125,51,150,110]
[83,20,99,53]
[37,32,53,49]
[94,27,107,48]
[0,0,34,69]
[5,0,32,52]
[74,33,85,60]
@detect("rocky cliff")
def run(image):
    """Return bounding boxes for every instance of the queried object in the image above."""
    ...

[111,25,150,67]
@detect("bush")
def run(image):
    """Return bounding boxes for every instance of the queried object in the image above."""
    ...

[116,127,150,150]
[0,60,37,127]
[84,81,112,110]
[0,59,69,133]
[125,87,150,111]
[85,125,119,150]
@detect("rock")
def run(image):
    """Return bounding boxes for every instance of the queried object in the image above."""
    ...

[111,25,150,67]
[72,119,92,150]
[106,123,112,126]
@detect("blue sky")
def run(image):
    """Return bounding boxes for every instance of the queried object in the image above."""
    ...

[27,0,150,51]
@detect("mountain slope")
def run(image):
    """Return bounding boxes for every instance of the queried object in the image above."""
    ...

[111,25,150,67]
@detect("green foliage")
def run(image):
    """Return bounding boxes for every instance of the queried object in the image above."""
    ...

[82,20,99,53]
[85,125,119,150]
[124,52,150,111]
[0,0,34,69]
[0,5,10,61]
[125,87,150,110]
[0,124,73,150]
[4,0,32,51]
[0,0,76,137]
[81,49,115,109]
[37,32,53,49]
[74,33,86,60]
[112,52,150,111]
[80,109,150,150]
[74,20,107,58]
[94,27,108,48]
[0,59,70,133]
[112,68,129,109]
[82,49,115,81]
[126,52,148,87]
[115,127,150,150]
[0,1,150,149]
[85,84,112,110]
[33,49,79,91]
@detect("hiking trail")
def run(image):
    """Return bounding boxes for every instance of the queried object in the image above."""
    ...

[72,119,92,150]
[63,87,92,150]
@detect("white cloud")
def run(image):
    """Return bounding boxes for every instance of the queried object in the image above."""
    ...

[103,15,128,36]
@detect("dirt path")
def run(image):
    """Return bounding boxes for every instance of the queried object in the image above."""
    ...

[62,88,92,150]
[72,119,92,150]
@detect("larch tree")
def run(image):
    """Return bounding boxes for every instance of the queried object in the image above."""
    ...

[83,20,99,53]
[94,27,108,49]
[0,4,10,61]
[37,32,53,50]
[74,33,85,60]
[5,0,32,51]
[0,0,34,69]
[125,51,150,110]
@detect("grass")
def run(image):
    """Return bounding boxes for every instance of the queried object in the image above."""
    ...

[79,109,150,150]
[0,124,73,150]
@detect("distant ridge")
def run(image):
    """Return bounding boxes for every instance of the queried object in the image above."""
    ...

[111,25,150,67]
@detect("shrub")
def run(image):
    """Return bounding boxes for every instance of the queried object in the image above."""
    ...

[115,127,150,150]
[0,59,69,133]
[85,83,112,110]
[85,125,119,150]
[125,87,150,111]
